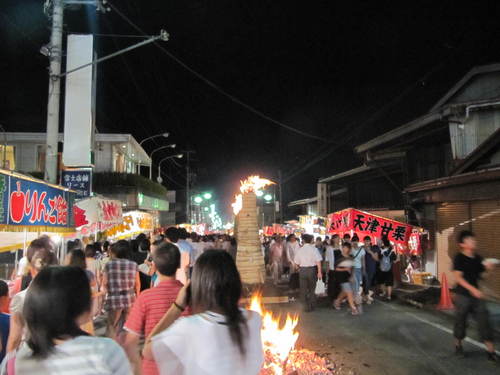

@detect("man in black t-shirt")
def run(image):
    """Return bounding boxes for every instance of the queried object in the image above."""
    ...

[452,230,498,362]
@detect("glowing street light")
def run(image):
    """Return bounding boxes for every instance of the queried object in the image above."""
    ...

[263,194,273,202]
[139,132,170,146]
[255,190,264,197]
[193,196,203,204]
[203,192,213,200]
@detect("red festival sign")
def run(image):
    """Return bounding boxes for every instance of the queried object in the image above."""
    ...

[327,208,412,246]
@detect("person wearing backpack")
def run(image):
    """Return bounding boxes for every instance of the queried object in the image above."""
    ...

[377,237,398,301]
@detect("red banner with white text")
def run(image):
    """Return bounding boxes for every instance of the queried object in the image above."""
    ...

[327,208,412,247]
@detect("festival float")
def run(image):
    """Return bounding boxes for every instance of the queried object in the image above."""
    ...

[233,176,335,374]
[232,176,274,285]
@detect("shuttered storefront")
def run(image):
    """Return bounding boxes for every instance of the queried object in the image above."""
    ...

[470,200,500,299]
[436,202,470,286]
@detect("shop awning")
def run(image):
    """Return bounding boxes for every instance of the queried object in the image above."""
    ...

[74,196,123,235]
[104,210,154,240]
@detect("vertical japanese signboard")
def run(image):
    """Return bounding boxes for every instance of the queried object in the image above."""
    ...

[61,169,92,198]
[0,171,75,232]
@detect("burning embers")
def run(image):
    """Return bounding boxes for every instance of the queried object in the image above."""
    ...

[249,294,334,375]
[232,175,275,215]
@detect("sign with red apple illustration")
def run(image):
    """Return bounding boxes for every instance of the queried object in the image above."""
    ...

[0,171,75,231]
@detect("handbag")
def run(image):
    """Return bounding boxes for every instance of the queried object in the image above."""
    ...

[315,279,326,296]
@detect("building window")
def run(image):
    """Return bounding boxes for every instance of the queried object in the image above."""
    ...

[113,149,125,172]
[0,145,16,170]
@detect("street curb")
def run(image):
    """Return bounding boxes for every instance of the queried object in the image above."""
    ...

[395,291,500,337]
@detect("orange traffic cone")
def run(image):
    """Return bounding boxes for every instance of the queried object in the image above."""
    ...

[437,273,454,310]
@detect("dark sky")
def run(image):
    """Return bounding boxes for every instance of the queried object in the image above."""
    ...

[2,1,500,219]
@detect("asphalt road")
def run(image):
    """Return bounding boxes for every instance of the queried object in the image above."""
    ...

[268,298,499,375]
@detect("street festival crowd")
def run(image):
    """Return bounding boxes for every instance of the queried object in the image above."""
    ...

[0,228,497,374]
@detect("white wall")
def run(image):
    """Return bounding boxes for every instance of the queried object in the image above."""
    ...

[13,143,38,172]
[94,142,113,172]
[449,108,500,160]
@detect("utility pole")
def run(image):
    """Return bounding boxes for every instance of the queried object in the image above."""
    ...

[43,1,159,183]
[184,150,195,224]
[44,0,64,183]
[43,0,113,183]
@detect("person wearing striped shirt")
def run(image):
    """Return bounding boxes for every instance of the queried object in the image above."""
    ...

[123,243,189,375]
[5,266,131,375]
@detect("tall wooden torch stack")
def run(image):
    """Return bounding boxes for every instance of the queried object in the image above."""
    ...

[235,191,265,285]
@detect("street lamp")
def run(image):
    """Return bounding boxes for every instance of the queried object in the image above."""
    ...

[203,192,212,200]
[149,144,176,179]
[264,194,273,202]
[156,153,183,183]
[193,196,203,204]
[255,190,264,197]
[137,133,170,174]
[139,132,170,146]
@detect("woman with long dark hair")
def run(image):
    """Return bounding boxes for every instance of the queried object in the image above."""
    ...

[143,250,263,375]
[9,266,131,374]
[6,247,58,354]
[65,249,98,334]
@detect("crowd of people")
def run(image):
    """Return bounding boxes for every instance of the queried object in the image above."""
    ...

[0,227,496,373]
[262,232,399,314]
[262,230,498,361]
[0,229,261,374]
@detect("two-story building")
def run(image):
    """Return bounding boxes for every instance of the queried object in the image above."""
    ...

[297,63,500,297]
[1,132,177,226]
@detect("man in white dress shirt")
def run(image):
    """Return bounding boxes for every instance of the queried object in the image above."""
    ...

[294,234,322,312]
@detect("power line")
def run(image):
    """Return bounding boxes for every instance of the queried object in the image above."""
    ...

[106,1,331,143]
[168,157,184,169]
[101,16,165,147]
[92,33,154,38]
[159,169,185,188]
[282,58,452,183]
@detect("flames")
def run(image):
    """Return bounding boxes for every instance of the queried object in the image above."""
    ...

[232,194,243,216]
[249,293,333,375]
[232,175,275,215]
[249,294,299,375]
[240,175,275,194]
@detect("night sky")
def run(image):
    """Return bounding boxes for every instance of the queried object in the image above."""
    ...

[2,1,500,219]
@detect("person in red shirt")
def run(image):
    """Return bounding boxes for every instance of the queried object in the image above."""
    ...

[123,242,189,375]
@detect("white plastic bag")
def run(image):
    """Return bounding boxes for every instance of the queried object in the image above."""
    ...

[315,279,326,296]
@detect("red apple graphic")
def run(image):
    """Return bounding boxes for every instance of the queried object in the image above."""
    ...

[73,205,88,227]
[10,181,25,223]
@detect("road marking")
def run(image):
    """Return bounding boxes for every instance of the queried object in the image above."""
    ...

[380,300,500,355]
